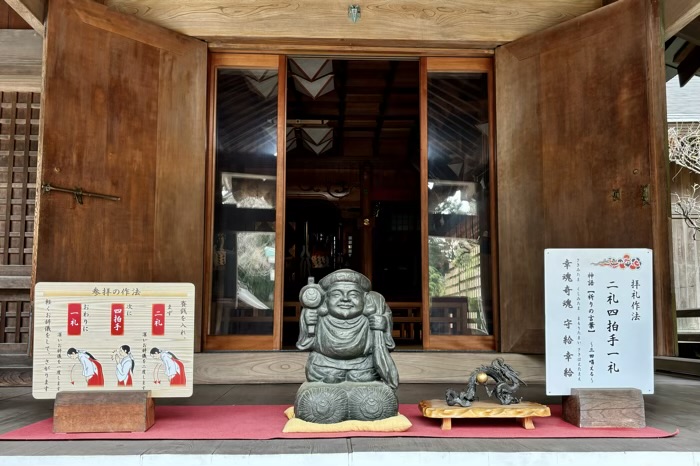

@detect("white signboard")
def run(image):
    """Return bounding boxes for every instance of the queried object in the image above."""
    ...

[33,282,195,399]
[545,249,653,395]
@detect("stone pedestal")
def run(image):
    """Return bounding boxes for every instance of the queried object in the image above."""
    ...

[53,391,155,433]
[562,388,645,428]
[294,381,397,423]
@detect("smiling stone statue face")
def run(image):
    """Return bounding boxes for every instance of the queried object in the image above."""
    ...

[326,283,365,319]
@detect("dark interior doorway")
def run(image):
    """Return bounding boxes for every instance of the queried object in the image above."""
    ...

[282,58,422,349]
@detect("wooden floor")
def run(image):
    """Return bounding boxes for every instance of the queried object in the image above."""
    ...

[0,373,699,465]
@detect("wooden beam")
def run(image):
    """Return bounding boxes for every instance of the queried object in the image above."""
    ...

[0,29,42,92]
[656,356,700,377]
[678,43,700,86]
[678,17,700,46]
[673,42,696,63]
[4,0,45,36]
[104,0,601,47]
[193,352,546,383]
[373,62,399,157]
[336,60,348,157]
[665,0,700,39]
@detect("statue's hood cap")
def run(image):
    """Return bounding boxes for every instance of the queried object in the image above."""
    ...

[319,269,370,292]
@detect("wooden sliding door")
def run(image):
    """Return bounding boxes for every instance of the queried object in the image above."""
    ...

[420,58,497,350]
[204,54,287,350]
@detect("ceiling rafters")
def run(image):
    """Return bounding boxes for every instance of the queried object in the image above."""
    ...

[285,59,419,163]
[679,45,700,87]
[665,0,700,39]
[4,0,45,36]
[335,61,348,158]
[373,62,399,158]
[674,42,697,64]
[666,17,700,85]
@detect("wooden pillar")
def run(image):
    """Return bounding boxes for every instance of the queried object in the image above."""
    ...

[361,163,373,280]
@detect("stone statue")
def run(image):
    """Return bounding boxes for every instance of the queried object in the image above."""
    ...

[294,269,400,423]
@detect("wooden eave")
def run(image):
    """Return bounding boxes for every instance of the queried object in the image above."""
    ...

[102,0,604,50]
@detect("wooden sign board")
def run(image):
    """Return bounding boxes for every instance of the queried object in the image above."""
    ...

[544,249,654,396]
[33,282,195,399]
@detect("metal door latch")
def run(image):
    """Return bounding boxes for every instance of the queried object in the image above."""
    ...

[641,184,650,206]
[42,183,121,205]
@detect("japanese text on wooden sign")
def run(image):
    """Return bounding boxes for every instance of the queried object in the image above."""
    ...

[33,282,195,399]
[544,249,653,395]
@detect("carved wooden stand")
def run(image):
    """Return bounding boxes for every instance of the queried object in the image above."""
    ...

[419,399,551,430]
[53,391,155,433]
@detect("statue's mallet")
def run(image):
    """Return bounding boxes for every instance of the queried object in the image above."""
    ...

[299,277,324,335]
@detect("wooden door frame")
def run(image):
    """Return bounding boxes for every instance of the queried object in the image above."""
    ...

[203,53,286,350]
[203,51,498,352]
[420,57,498,351]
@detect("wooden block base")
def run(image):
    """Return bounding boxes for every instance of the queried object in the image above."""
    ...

[419,399,551,430]
[53,391,155,433]
[562,388,645,428]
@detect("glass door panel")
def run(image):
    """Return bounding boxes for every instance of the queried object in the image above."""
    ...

[421,58,496,350]
[205,55,284,350]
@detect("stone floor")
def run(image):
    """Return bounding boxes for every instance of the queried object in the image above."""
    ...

[0,373,699,465]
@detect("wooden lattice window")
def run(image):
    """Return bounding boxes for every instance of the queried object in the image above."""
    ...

[0,92,38,266]
[0,91,38,351]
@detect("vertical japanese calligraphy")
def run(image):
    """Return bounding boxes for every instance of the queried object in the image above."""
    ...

[545,249,653,395]
[152,304,165,336]
[67,303,81,336]
[111,304,125,336]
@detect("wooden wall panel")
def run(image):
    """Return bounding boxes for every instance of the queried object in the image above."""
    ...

[35,0,207,348]
[496,0,671,354]
[104,0,601,48]
[0,30,42,92]
[0,295,30,351]
[0,91,37,353]
[670,166,700,310]
[672,218,700,310]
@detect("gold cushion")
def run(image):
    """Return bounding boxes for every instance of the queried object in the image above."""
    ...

[282,406,412,433]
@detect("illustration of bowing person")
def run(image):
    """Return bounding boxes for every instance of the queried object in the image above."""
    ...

[67,347,104,387]
[150,348,186,386]
[113,344,135,387]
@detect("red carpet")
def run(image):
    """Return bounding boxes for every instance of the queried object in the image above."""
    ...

[0,404,677,440]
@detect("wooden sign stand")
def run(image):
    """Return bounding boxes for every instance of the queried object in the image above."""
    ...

[53,391,155,433]
[562,388,645,428]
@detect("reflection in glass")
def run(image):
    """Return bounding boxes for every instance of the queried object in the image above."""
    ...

[427,72,492,337]
[221,173,276,208]
[211,67,278,336]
